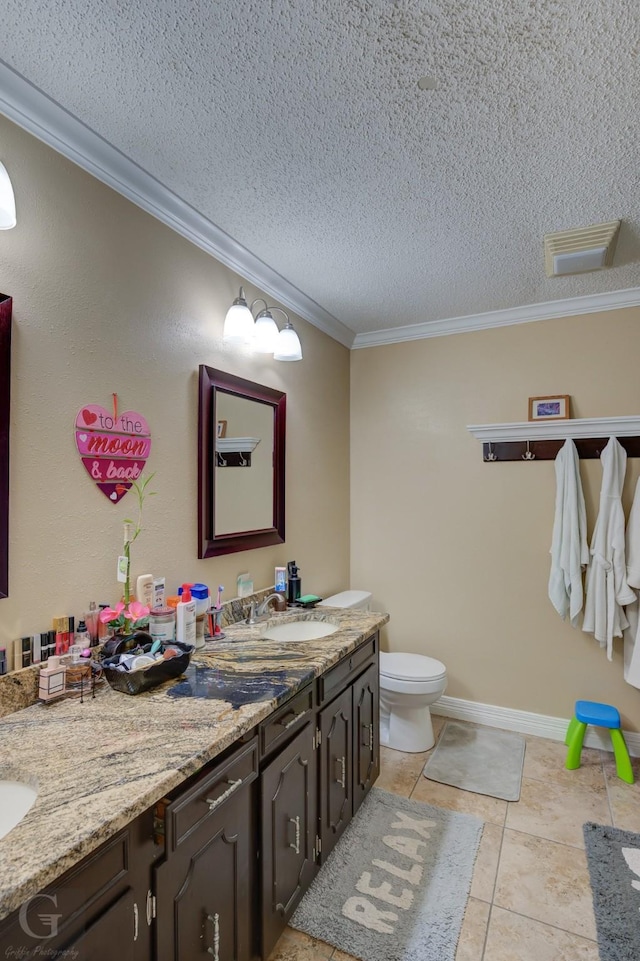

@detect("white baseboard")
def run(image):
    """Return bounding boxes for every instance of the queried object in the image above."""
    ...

[434,695,640,758]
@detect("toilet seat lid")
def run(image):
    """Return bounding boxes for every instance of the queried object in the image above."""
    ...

[380,652,446,682]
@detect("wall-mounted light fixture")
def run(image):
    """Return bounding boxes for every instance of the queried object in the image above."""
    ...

[223,287,303,361]
[0,162,16,230]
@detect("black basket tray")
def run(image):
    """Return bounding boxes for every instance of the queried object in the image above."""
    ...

[101,641,194,696]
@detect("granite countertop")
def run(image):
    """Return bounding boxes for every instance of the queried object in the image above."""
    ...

[0,606,388,921]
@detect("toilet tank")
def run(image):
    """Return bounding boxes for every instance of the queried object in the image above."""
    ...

[318,590,372,611]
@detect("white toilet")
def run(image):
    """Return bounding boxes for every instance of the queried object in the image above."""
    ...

[319,590,448,753]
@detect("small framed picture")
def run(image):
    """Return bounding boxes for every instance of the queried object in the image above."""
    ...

[528,395,570,421]
[216,419,227,438]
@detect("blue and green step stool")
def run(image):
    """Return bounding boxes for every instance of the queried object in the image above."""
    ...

[565,700,634,784]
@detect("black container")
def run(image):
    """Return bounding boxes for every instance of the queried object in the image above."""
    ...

[101,640,194,696]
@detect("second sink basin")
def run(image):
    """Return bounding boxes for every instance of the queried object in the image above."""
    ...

[261,620,339,642]
[0,778,38,841]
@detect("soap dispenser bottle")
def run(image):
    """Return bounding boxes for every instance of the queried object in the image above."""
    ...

[286,561,302,604]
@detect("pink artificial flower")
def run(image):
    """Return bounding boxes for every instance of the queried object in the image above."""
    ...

[126,600,150,621]
[99,602,125,624]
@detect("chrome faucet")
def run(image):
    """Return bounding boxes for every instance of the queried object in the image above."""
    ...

[245,593,287,625]
[257,593,287,616]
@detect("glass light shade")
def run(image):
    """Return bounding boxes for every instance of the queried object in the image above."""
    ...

[223,300,254,344]
[0,162,16,230]
[253,310,280,353]
[273,323,303,361]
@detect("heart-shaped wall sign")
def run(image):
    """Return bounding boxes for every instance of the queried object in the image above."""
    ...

[75,405,152,503]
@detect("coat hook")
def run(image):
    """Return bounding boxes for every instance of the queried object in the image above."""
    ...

[484,442,497,462]
[522,440,536,461]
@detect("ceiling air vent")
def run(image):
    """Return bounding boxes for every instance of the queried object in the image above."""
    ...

[543,220,621,277]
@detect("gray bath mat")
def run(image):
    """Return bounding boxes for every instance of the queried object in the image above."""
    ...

[584,822,640,961]
[423,721,525,801]
[290,786,482,961]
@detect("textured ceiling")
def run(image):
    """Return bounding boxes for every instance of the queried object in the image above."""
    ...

[1,0,639,338]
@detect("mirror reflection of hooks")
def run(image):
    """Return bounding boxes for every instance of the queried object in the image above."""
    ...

[522,440,536,461]
[484,442,498,462]
[216,453,228,467]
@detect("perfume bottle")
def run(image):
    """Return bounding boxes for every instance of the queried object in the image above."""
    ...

[38,656,67,702]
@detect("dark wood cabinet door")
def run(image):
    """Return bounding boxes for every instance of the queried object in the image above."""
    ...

[154,780,254,961]
[318,686,352,862]
[261,722,317,958]
[352,661,380,814]
[61,888,136,961]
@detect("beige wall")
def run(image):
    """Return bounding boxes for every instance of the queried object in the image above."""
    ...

[351,310,640,731]
[0,114,350,646]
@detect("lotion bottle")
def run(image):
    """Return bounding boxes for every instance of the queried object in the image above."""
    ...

[136,574,154,609]
[176,585,196,648]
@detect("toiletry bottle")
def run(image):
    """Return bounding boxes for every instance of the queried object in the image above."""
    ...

[275,566,286,593]
[287,561,302,604]
[0,647,6,675]
[98,605,111,641]
[188,584,210,650]
[148,606,176,643]
[38,656,67,702]
[176,585,196,648]
[75,620,90,647]
[136,574,154,609]
[84,601,99,645]
[152,576,166,608]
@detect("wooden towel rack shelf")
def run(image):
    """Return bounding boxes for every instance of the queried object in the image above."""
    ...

[466,416,640,463]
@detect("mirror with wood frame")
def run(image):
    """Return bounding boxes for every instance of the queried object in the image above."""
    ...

[0,294,12,598]
[198,365,286,557]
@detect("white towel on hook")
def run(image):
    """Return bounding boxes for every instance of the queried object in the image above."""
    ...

[548,438,589,626]
[623,478,640,687]
[583,437,635,657]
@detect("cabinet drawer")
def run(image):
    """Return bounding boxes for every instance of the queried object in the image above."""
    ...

[164,737,258,851]
[318,634,377,706]
[260,684,314,759]
[0,830,130,953]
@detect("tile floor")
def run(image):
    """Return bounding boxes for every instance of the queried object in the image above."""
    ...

[268,714,640,961]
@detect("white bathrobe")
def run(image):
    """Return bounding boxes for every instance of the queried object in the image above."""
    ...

[623,478,640,687]
[583,437,635,658]
[548,439,589,625]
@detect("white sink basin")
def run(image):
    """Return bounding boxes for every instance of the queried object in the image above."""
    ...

[0,779,38,841]
[261,620,339,642]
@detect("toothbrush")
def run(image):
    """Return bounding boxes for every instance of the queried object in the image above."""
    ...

[214,585,224,635]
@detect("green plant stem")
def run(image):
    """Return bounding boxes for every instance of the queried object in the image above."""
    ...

[124,540,131,604]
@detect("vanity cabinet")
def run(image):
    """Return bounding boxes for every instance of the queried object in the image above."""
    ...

[260,720,318,959]
[0,631,380,961]
[0,810,158,960]
[318,686,353,861]
[153,737,259,961]
[352,660,380,814]
[317,636,379,863]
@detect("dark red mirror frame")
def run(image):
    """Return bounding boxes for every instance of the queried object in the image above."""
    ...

[0,294,12,599]
[198,365,286,558]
